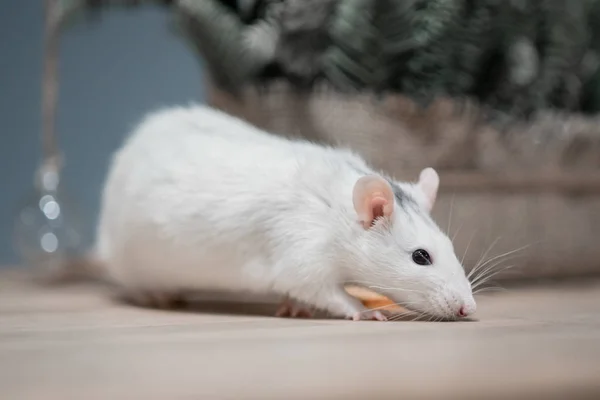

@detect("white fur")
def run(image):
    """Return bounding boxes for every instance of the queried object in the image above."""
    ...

[96,104,476,319]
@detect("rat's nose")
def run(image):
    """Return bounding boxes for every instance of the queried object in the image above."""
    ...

[457,301,476,318]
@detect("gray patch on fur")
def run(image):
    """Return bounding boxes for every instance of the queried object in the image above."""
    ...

[386,178,438,229]
[386,179,415,211]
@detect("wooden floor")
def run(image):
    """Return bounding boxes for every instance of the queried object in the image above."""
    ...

[1,270,600,400]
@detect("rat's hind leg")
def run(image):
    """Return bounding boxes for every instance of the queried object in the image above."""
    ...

[125,290,186,310]
[275,296,314,318]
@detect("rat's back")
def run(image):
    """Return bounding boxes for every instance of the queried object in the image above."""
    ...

[95,104,362,296]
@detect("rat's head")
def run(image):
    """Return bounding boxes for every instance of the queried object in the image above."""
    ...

[350,167,476,320]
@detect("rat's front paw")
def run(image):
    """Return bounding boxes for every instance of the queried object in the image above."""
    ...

[349,310,388,321]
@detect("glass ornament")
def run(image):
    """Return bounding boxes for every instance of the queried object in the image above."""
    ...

[13,158,85,281]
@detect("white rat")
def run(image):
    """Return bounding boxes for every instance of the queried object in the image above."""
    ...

[95,104,476,321]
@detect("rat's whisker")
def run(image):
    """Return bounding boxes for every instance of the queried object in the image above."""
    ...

[388,310,419,321]
[407,313,424,322]
[358,299,419,314]
[467,236,502,280]
[390,304,431,321]
[410,310,436,322]
[447,192,456,236]
[473,285,507,295]
[471,259,512,287]
[345,279,425,289]
[468,243,530,284]
[474,263,516,285]
[470,250,525,285]
[344,280,383,286]
[472,264,516,290]
[358,299,424,315]
[470,254,522,287]
[358,304,400,313]
[451,222,464,245]
[387,306,422,320]
[461,230,477,265]
[367,285,429,295]
[478,243,531,270]
[343,280,400,290]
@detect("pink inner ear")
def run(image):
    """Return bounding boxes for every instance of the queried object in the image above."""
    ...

[369,195,388,226]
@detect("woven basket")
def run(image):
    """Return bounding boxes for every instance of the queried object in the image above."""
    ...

[207,81,600,282]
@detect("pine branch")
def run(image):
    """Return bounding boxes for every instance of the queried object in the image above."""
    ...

[322,0,415,92]
[447,1,499,95]
[399,0,463,102]
[531,0,588,111]
[274,0,338,86]
[174,0,276,92]
[322,0,382,91]
[377,0,417,91]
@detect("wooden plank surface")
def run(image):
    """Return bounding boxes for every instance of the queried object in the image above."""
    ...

[1,270,600,400]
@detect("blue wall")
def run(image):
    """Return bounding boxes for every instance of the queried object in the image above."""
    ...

[0,3,205,265]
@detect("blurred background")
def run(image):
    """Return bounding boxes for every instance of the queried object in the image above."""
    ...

[3,1,600,280]
[0,3,204,265]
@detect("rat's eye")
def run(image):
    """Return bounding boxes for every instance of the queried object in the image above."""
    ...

[412,249,432,266]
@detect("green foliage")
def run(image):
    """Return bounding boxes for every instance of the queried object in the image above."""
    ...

[57,0,600,117]
[322,0,415,93]
[398,0,465,101]
[322,0,600,115]
[321,0,384,91]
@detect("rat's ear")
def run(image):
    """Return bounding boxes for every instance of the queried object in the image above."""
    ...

[416,167,439,212]
[352,175,395,229]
